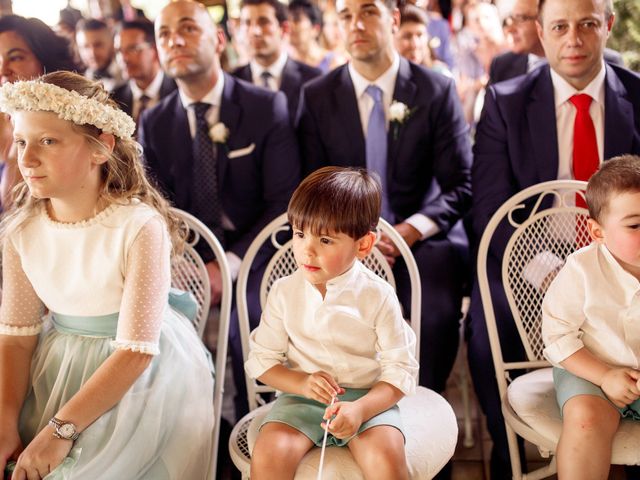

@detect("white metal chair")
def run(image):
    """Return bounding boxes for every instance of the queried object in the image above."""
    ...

[477,180,640,480]
[169,208,232,480]
[229,212,458,479]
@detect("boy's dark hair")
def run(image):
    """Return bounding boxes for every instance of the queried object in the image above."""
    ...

[400,4,429,26]
[289,0,323,27]
[288,167,381,240]
[241,0,289,25]
[586,155,640,223]
[116,19,156,47]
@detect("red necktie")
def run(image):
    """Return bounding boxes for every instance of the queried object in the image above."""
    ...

[570,94,599,246]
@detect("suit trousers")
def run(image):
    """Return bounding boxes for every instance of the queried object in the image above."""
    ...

[394,223,469,393]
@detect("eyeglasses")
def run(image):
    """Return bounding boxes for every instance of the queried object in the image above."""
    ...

[503,14,537,28]
[115,42,151,56]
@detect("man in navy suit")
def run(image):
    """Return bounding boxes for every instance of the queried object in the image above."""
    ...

[139,0,300,419]
[470,0,640,476]
[112,19,176,124]
[233,0,322,121]
[489,0,623,85]
[297,0,472,397]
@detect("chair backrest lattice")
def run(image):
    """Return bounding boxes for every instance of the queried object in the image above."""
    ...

[478,181,589,389]
[168,208,231,480]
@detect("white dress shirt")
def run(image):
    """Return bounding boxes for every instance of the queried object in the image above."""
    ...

[250,53,288,91]
[347,53,440,240]
[246,261,419,395]
[551,62,606,182]
[177,76,241,278]
[130,70,165,120]
[542,243,640,369]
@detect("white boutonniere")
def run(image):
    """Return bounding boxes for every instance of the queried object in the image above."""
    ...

[209,122,229,144]
[389,101,415,140]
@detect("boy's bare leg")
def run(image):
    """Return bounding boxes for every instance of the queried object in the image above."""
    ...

[251,422,314,480]
[347,425,409,480]
[557,395,620,480]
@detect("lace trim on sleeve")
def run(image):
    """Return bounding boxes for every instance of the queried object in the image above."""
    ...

[111,339,160,355]
[0,322,43,336]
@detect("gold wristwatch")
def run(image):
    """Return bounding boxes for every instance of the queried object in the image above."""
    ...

[48,417,80,441]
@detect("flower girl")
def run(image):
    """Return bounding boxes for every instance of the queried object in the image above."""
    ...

[0,71,214,479]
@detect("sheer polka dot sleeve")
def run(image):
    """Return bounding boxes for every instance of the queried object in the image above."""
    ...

[0,240,45,336]
[112,216,171,355]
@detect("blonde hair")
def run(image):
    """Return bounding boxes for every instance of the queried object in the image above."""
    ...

[0,71,185,255]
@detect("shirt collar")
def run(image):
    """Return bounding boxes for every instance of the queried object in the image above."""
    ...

[550,60,606,108]
[348,52,400,102]
[129,70,164,100]
[178,73,225,110]
[599,243,640,292]
[250,53,288,80]
[300,259,363,297]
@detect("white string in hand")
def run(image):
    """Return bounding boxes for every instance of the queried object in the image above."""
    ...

[317,395,336,480]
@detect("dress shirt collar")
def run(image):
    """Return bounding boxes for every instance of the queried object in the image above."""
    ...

[599,243,640,293]
[527,53,546,73]
[348,52,400,102]
[129,70,164,101]
[178,73,225,110]
[550,60,606,108]
[250,53,288,83]
[302,259,363,297]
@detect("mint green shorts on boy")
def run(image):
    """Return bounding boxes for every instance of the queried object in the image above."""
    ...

[260,388,405,446]
[553,367,640,420]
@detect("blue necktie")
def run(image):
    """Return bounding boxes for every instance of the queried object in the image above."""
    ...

[192,102,225,247]
[365,85,393,221]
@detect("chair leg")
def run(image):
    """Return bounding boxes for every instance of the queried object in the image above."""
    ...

[458,297,475,448]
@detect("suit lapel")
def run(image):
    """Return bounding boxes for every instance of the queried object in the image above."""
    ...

[389,58,417,164]
[218,73,241,190]
[334,66,366,165]
[527,66,559,182]
[279,58,300,101]
[169,94,193,208]
[603,64,634,160]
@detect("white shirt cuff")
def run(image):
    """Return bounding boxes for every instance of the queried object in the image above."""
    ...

[405,214,440,241]
[226,252,241,281]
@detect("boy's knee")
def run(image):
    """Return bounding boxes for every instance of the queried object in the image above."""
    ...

[563,395,619,434]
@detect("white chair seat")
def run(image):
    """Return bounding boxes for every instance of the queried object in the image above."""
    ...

[245,387,458,479]
[507,368,640,465]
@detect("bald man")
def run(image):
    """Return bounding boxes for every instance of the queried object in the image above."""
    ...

[138,0,301,419]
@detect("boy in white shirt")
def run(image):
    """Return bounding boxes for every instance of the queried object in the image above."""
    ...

[246,166,418,479]
[542,155,640,480]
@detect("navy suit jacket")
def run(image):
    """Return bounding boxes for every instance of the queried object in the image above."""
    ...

[297,58,472,237]
[489,49,626,85]
[111,74,177,118]
[472,63,640,258]
[138,73,301,258]
[233,58,322,122]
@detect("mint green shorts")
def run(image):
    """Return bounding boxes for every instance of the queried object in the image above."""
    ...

[553,367,640,420]
[260,388,404,446]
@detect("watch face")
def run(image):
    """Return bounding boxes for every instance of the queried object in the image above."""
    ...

[59,424,76,438]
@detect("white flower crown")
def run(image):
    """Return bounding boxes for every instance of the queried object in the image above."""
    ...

[0,80,136,139]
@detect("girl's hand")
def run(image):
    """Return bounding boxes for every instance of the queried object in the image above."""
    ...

[323,401,364,439]
[0,427,22,476]
[601,368,640,408]
[302,371,343,404]
[12,425,72,480]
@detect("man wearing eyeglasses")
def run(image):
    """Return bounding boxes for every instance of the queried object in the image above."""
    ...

[488,0,622,85]
[112,19,177,125]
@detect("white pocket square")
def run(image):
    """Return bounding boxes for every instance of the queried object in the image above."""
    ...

[227,143,256,159]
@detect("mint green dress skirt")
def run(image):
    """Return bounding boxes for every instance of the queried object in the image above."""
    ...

[18,296,214,480]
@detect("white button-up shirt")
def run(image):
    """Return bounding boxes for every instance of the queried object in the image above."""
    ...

[245,261,419,395]
[542,243,640,368]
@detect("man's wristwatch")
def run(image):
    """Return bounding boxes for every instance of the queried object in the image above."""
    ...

[48,417,80,441]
